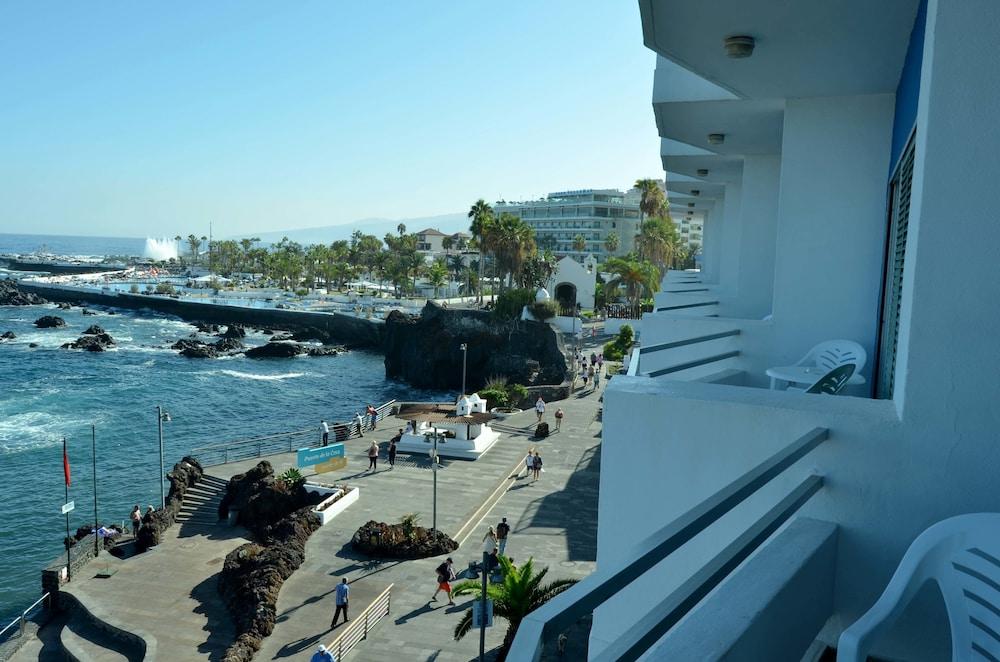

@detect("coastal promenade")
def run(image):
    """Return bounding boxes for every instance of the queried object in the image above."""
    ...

[11,343,607,661]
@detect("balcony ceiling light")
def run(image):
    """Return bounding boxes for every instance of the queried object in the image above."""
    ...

[697,169,709,177]
[687,202,695,208]
[691,189,701,196]
[724,35,756,59]
[707,133,726,145]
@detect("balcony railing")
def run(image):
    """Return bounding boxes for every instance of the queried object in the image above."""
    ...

[507,427,829,661]
[323,583,393,660]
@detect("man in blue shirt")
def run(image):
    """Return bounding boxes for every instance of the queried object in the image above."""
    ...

[331,578,350,628]
[311,644,334,662]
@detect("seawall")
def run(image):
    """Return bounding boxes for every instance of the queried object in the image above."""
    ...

[17,282,384,348]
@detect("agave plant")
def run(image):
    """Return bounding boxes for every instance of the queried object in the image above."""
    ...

[452,556,578,660]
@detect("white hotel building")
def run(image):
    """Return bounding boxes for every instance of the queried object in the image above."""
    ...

[511,1,1000,660]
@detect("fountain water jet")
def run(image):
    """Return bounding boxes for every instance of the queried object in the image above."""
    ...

[143,238,179,261]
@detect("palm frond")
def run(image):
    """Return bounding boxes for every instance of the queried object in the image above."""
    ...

[453,609,474,641]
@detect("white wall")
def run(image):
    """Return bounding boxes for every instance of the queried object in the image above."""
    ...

[729,155,780,319]
[767,94,895,385]
[699,206,723,285]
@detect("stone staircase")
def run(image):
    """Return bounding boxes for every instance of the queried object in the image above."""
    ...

[174,474,229,526]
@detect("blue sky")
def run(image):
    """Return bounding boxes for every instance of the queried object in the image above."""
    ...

[0,2,662,238]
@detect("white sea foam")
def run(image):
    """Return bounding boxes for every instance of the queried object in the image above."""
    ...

[0,411,78,453]
[207,369,308,381]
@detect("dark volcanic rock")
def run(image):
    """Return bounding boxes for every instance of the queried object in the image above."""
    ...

[268,333,294,342]
[1,331,14,341]
[56,302,72,310]
[180,344,219,359]
[34,315,66,328]
[83,324,105,335]
[383,302,567,390]
[245,342,303,358]
[62,332,115,352]
[0,280,48,305]
[171,338,204,351]
[351,520,458,559]
[28,343,38,348]
[219,324,246,339]
[195,322,220,333]
[136,456,204,552]
[214,337,244,352]
[81,309,97,316]
[306,345,341,357]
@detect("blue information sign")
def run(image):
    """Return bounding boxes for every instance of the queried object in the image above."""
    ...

[297,443,346,468]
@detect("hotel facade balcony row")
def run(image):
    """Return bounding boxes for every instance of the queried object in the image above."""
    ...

[510,0,1000,660]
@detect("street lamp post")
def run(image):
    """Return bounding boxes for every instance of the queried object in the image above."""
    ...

[459,343,468,398]
[432,429,439,531]
[156,406,171,509]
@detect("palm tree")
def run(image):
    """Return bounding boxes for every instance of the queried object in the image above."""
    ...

[572,234,586,254]
[186,234,202,262]
[605,231,620,255]
[441,235,454,256]
[604,256,661,310]
[427,260,448,299]
[490,213,535,294]
[452,556,578,660]
[633,178,665,224]
[397,223,407,236]
[468,199,493,304]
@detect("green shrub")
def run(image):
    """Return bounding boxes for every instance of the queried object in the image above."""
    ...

[603,341,625,362]
[129,283,140,294]
[294,287,309,297]
[480,386,509,408]
[277,467,306,490]
[492,288,535,321]
[507,383,529,404]
[526,300,559,321]
[602,324,635,362]
[617,324,634,348]
[154,282,176,294]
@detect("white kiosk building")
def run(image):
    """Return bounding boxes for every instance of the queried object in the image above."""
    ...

[395,395,500,460]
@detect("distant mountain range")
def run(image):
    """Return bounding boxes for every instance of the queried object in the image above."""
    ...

[240,213,469,246]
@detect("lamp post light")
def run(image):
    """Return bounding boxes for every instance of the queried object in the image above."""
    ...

[459,343,468,398]
[156,406,171,509]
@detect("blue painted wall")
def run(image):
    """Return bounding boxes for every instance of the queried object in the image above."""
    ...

[889,0,928,173]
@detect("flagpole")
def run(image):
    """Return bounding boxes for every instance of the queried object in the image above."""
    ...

[63,437,71,582]
[92,425,99,558]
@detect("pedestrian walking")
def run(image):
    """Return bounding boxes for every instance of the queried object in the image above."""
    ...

[367,440,379,472]
[525,448,535,477]
[320,419,329,446]
[330,578,349,628]
[593,365,601,389]
[496,517,510,555]
[581,366,589,390]
[432,558,456,605]
[129,505,141,537]
[597,354,604,371]
[590,352,597,365]
[311,645,335,662]
[535,396,546,422]
[588,364,596,390]
[367,404,378,430]
[483,526,498,556]
[355,411,364,437]
[554,408,564,431]
[389,429,401,468]
[532,451,543,482]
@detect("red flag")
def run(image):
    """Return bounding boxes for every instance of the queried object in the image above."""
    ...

[63,441,71,487]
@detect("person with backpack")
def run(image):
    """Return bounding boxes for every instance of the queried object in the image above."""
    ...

[432,558,456,605]
[496,517,511,555]
[554,408,564,431]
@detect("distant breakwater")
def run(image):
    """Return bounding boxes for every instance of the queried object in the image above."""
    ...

[17,282,383,349]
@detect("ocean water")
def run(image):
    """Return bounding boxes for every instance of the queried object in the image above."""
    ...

[0,233,149,258]
[0,301,444,623]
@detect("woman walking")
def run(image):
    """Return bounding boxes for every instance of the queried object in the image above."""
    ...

[483,526,498,557]
[588,364,596,390]
[388,432,399,468]
[532,451,543,482]
[525,448,535,478]
[554,407,564,431]
[367,440,379,472]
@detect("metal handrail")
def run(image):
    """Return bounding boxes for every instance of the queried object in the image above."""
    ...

[191,400,397,466]
[639,330,741,354]
[0,593,49,643]
[326,583,393,660]
[645,350,740,377]
[507,427,829,661]
[656,300,719,311]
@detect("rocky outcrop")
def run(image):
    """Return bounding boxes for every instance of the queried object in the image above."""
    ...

[81,308,97,316]
[351,520,458,559]
[34,315,66,328]
[383,302,567,390]
[62,332,115,352]
[306,345,341,357]
[195,322,220,333]
[220,324,246,339]
[215,337,244,352]
[180,344,220,359]
[83,324,106,335]
[172,335,243,358]
[56,302,72,310]
[217,462,324,662]
[0,279,48,305]
[0,331,14,341]
[245,341,303,358]
[135,456,204,552]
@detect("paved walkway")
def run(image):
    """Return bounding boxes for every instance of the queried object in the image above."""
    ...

[245,366,605,661]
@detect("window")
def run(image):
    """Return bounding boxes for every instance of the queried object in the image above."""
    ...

[875,134,915,399]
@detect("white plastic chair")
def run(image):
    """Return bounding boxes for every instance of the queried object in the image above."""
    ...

[838,513,1000,662]
[797,340,867,379]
